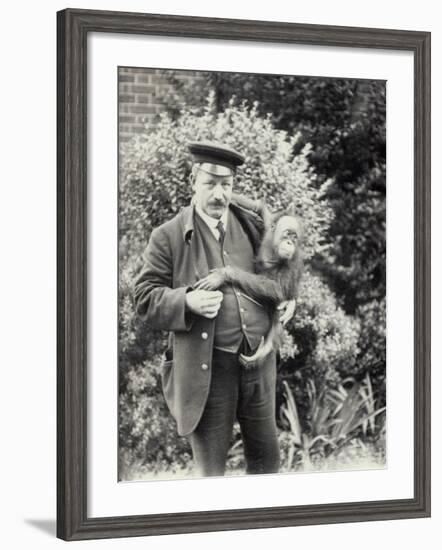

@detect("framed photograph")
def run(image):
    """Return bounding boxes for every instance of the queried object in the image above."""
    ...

[57,8,431,541]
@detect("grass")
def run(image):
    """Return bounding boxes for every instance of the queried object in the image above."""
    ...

[120,430,385,482]
[119,373,386,482]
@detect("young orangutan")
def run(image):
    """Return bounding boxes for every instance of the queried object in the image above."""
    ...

[194,194,303,367]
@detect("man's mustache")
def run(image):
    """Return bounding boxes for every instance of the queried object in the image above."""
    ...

[208,200,226,207]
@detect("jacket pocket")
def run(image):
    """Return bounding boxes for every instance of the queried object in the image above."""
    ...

[242,293,264,308]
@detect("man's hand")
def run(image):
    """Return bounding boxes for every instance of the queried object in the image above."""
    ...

[185,289,224,319]
[277,299,297,326]
[194,268,227,291]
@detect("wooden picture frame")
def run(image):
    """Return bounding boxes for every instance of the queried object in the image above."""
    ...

[57,8,431,541]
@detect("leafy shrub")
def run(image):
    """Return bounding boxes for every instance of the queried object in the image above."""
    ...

[279,373,386,472]
[277,271,360,428]
[119,356,192,478]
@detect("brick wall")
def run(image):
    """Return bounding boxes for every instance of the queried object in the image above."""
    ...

[118,67,205,143]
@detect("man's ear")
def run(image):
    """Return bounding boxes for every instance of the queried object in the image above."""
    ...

[189,173,195,191]
[286,202,296,217]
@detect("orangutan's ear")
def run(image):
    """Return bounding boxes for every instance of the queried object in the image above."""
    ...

[286,202,296,217]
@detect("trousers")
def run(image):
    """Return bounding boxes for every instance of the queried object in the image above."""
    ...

[188,341,280,477]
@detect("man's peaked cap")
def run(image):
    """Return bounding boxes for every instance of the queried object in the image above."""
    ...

[187,141,245,174]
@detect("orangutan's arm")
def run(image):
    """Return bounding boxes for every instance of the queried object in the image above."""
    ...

[194,266,285,306]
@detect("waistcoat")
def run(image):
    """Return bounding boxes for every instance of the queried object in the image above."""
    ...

[194,211,270,353]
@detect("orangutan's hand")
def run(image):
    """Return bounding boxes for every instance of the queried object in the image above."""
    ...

[277,299,296,326]
[194,269,228,291]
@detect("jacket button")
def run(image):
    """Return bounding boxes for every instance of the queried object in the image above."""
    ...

[201,332,208,340]
[201,363,208,370]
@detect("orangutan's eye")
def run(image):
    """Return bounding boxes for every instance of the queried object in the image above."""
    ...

[283,230,298,242]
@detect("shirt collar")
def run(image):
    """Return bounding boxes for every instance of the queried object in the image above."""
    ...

[194,204,229,232]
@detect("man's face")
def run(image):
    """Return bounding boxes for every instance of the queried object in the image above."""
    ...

[191,167,234,219]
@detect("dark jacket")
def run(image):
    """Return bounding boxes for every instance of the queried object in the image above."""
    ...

[133,202,265,436]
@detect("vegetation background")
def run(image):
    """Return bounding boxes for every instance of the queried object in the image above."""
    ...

[118,69,386,480]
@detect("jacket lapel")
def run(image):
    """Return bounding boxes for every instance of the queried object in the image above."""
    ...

[229,203,265,256]
[179,205,210,283]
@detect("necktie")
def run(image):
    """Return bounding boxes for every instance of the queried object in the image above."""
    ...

[216,220,226,244]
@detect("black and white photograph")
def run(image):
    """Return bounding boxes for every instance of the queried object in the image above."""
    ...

[118,67,387,482]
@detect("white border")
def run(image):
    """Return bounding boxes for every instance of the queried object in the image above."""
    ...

[88,32,414,518]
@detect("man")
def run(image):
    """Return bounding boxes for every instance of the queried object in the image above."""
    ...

[133,141,290,477]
